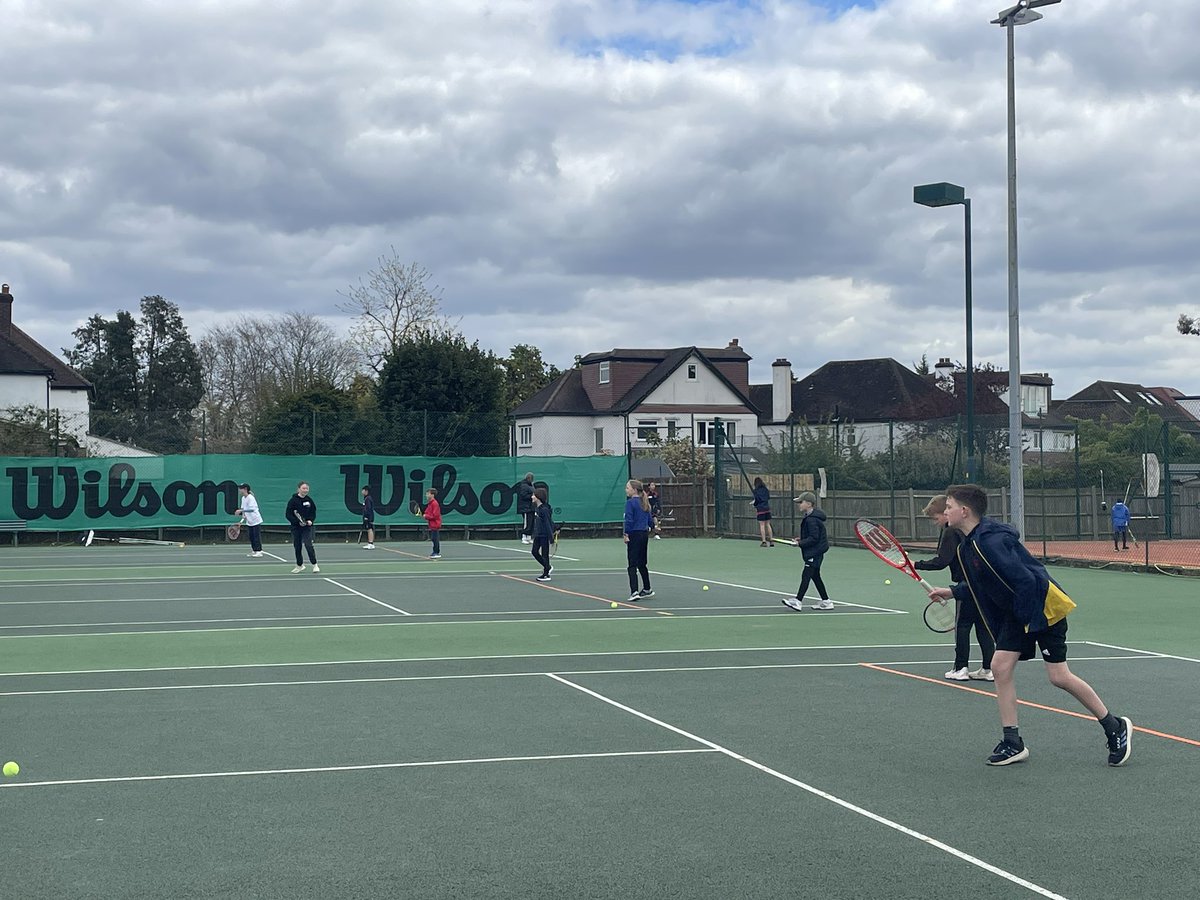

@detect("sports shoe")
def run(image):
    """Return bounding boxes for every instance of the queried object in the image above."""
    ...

[638,588,655,599]
[628,592,641,602]
[291,565,305,574]
[653,534,661,539]
[760,541,768,547]
[363,543,375,549]
[311,565,320,573]
[945,668,970,681]
[986,739,1029,766]
[768,541,775,547]
[1107,716,1133,767]
[781,597,804,612]
[536,574,551,582]
[430,553,441,559]
[247,552,263,558]
[968,668,994,681]
[812,600,835,611]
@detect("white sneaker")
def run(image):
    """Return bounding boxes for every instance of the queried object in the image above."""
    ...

[968,668,994,682]
[252,551,263,558]
[945,667,970,681]
[363,543,375,550]
[430,553,441,559]
[653,534,661,540]
[312,565,320,573]
[781,597,804,612]
[291,565,305,574]
[812,600,835,611]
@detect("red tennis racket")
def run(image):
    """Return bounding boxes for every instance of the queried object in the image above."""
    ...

[854,518,956,632]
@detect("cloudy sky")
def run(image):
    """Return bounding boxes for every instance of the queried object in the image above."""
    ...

[3,0,1198,399]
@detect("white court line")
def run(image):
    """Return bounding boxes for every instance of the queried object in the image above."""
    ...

[653,571,908,615]
[0,609,899,641]
[0,566,593,588]
[0,643,957,678]
[261,550,287,562]
[323,577,411,616]
[0,593,345,607]
[1081,640,1200,664]
[0,655,1153,698]
[547,674,1069,900]
[467,540,581,562]
[0,748,718,790]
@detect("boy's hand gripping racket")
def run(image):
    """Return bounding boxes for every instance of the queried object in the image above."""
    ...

[854,518,956,633]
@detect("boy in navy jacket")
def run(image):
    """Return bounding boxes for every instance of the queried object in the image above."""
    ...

[928,484,1132,767]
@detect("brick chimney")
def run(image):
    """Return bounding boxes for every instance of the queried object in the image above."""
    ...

[772,358,793,423]
[727,337,739,348]
[0,284,12,336]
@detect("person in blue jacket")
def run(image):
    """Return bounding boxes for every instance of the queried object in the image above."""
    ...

[1110,500,1131,551]
[622,479,654,602]
[928,484,1132,768]
[752,477,775,547]
[780,492,831,611]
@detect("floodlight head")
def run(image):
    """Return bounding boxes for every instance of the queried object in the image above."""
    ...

[993,0,1058,25]
[914,182,966,208]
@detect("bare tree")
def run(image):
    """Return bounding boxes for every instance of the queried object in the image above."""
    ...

[337,249,458,373]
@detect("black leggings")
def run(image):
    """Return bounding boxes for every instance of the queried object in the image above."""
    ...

[292,525,316,565]
[247,524,262,552]
[954,598,996,670]
[795,553,828,601]
[531,536,551,575]
[626,531,651,593]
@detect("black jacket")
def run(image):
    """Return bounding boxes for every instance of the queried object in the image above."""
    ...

[533,504,555,539]
[286,494,317,528]
[913,525,965,582]
[796,508,829,557]
[516,480,535,514]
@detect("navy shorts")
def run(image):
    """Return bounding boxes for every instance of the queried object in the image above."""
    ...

[756,510,772,521]
[995,616,1068,663]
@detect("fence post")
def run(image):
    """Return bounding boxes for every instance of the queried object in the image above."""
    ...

[1161,421,1173,538]
[1073,424,1081,538]
[888,420,896,532]
[312,410,317,455]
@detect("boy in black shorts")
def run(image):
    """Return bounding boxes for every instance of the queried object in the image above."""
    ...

[927,484,1132,767]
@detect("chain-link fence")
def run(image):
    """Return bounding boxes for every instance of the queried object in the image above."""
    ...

[0,408,511,458]
[709,415,1200,574]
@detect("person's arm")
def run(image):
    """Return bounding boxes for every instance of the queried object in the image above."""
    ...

[623,500,634,540]
[307,498,317,524]
[914,528,953,571]
[976,531,1042,624]
[796,519,815,551]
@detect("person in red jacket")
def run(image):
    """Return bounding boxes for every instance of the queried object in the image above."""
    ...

[422,488,443,559]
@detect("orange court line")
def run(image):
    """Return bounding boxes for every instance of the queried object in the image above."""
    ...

[860,662,1200,748]
[496,573,673,616]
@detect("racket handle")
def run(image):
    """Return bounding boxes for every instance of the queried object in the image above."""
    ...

[918,576,938,593]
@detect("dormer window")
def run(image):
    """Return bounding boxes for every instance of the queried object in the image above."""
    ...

[687,364,697,381]
[599,361,610,384]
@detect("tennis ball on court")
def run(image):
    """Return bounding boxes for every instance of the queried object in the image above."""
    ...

[702,585,709,591]
[610,602,619,608]
[884,579,891,585]
[2,761,18,777]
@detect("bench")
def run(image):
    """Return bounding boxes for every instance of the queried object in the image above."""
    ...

[0,520,28,546]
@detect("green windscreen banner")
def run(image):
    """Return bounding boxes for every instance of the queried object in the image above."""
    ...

[2,455,631,530]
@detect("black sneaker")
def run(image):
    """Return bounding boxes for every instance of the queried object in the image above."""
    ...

[1107,717,1133,766]
[986,739,1029,766]
[638,588,655,598]
[535,574,551,582]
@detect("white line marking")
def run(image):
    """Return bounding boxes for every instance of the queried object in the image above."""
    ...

[0,593,346,607]
[0,656,1150,698]
[1081,640,1200,664]
[468,540,581,562]
[547,674,1070,900]
[262,550,287,562]
[323,577,411,615]
[653,571,908,614]
[0,644,969,678]
[0,748,718,790]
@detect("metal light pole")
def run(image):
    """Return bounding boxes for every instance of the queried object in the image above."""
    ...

[914,182,975,482]
[991,0,1060,536]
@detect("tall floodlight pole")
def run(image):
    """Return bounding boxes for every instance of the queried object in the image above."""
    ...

[991,0,1060,536]
[913,182,975,482]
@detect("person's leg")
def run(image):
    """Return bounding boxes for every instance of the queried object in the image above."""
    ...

[976,619,996,670]
[537,539,551,575]
[758,520,767,545]
[626,539,639,596]
[992,649,1021,729]
[1113,528,1120,550]
[808,555,829,601]
[1121,527,1128,549]
[249,524,262,553]
[795,566,813,602]
[953,610,972,671]
[1045,661,1109,717]
[367,524,375,546]
[292,528,304,566]
[431,529,440,556]
[633,532,651,591]
[303,527,316,564]
[765,520,774,545]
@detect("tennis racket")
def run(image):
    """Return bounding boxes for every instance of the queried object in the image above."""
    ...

[226,519,244,541]
[853,518,937,593]
[922,598,958,633]
[411,501,423,517]
[550,528,561,557]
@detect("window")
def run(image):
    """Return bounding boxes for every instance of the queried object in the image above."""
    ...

[667,420,678,439]
[725,421,736,445]
[1113,390,1130,403]
[598,361,610,384]
[636,419,659,441]
[696,420,733,446]
[686,364,697,381]
[594,427,605,453]
[518,424,532,447]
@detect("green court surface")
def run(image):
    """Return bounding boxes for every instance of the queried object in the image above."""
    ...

[2,535,1197,899]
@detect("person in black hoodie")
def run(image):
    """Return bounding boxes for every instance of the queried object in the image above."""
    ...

[530,488,555,581]
[781,492,831,611]
[915,494,994,682]
[286,481,319,573]
[516,472,535,544]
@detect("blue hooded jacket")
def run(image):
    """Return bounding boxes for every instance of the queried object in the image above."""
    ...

[950,518,1075,633]
[1110,502,1131,528]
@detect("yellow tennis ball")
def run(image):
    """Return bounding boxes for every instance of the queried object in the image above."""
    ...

[2,761,18,777]
[702,585,709,591]
[884,579,891,585]
[610,602,619,608]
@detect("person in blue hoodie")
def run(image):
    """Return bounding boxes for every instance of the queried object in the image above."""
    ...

[752,477,775,547]
[1110,499,1131,550]
[928,484,1132,768]
[780,492,831,611]
[622,479,654,602]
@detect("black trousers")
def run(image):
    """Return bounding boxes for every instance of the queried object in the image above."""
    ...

[626,531,650,593]
[292,525,316,565]
[953,597,995,670]
[247,524,262,552]
[531,536,551,575]
[795,552,828,601]
[521,511,534,537]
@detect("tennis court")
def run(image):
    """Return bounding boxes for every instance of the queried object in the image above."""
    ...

[2,535,1197,899]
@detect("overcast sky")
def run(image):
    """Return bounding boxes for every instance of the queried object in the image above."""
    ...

[3,0,1197,399]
